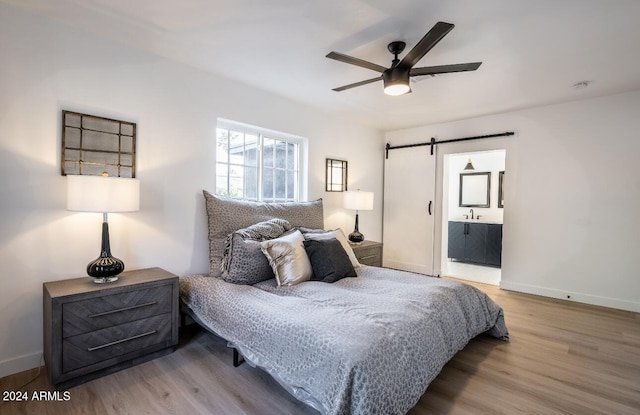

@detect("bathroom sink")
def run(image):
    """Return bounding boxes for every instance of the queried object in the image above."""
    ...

[455,218,503,224]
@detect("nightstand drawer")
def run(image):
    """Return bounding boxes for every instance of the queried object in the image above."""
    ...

[351,241,383,267]
[62,284,173,337]
[62,314,172,373]
[356,247,381,265]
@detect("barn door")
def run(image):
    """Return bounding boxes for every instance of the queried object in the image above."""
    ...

[383,145,436,275]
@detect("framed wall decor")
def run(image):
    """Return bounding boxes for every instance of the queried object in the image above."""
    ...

[325,158,348,192]
[61,110,136,177]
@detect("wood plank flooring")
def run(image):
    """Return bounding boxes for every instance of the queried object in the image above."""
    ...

[1,280,639,415]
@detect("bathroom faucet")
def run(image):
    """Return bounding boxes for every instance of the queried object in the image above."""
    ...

[469,209,474,219]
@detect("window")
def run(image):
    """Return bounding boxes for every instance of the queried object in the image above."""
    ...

[216,120,306,202]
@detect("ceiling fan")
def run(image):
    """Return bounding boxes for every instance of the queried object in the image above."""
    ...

[326,21,482,96]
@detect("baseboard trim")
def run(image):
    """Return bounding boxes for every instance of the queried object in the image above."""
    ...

[499,281,640,313]
[0,351,43,379]
[383,260,433,276]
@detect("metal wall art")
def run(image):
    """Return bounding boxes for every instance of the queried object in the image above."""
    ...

[61,110,136,177]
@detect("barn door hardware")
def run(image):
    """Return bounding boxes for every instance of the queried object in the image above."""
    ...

[385,131,514,159]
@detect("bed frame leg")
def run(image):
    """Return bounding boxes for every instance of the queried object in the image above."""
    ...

[233,348,244,367]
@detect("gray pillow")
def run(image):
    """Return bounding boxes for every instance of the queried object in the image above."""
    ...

[220,218,292,285]
[220,235,274,285]
[203,191,324,278]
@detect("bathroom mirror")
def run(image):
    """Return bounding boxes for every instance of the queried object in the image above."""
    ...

[498,171,504,208]
[459,172,490,208]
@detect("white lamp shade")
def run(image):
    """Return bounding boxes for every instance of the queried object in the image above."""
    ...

[67,175,140,213]
[343,190,374,211]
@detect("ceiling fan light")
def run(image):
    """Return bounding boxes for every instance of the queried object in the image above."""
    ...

[384,83,411,96]
[383,68,411,96]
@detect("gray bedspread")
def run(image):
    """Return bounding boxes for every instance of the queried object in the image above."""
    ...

[180,266,508,415]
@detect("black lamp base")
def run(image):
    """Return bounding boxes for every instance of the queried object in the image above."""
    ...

[87,221,124,284]
[87,255,124,284]
[348,212,365,244]
[348,230,364,244]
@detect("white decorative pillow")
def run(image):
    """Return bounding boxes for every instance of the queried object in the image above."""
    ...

[261,230,313,286]
[302,229,361,268]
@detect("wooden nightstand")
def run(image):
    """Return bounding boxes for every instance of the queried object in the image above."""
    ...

[43,267,179,390]
[351,240,383,267]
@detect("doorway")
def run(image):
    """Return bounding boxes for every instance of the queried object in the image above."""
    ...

[441,150,505,285]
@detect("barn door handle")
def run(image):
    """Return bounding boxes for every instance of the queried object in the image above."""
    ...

[428,201,432,215]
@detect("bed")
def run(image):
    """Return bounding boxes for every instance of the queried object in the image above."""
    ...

[179,191,508,415]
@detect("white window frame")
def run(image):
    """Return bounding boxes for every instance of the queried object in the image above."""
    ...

[216,118,308,202]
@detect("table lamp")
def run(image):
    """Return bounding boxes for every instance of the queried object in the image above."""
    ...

[67,174,140,283]
[343,189,374,244]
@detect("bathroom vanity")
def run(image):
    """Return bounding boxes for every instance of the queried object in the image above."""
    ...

[448,220,503,267]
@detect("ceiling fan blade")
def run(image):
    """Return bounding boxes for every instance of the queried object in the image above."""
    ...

[332,76,382,92]
[398,21,454,70]
[326,51,388,73]
[410,62,482,76]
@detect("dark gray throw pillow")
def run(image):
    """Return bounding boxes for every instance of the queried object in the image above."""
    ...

[303,238,357,283]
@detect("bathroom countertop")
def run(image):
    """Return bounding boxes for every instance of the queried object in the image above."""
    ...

[450,218,503,225]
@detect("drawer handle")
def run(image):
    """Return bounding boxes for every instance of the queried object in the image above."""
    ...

[88,301,158,318]
[87,330,157,352]
[359,255,378,260]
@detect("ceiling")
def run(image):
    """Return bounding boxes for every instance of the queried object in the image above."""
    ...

[5,0,640,131]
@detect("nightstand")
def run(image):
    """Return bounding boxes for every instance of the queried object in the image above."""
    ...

[351,240,383,267]
[43,267,179,390]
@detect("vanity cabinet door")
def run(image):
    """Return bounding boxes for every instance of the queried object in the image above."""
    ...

[465,223,488,263]
[486,224,503,266]
[448,221,465,261]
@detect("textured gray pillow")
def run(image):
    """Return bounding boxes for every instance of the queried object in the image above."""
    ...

[220,235,274,285]
[203,191,324,278]
[220,218,292,285]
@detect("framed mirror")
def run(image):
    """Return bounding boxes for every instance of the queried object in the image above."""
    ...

[498,171,505,208]
[325,158,348,192]
[61,110,136,178]
[459,172,490,207]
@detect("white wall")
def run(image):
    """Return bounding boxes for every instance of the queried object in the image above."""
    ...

[0,4,384,377]
[385,89,640,314]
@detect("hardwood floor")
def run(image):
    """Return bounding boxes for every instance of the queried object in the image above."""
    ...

[1,281,639,414]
